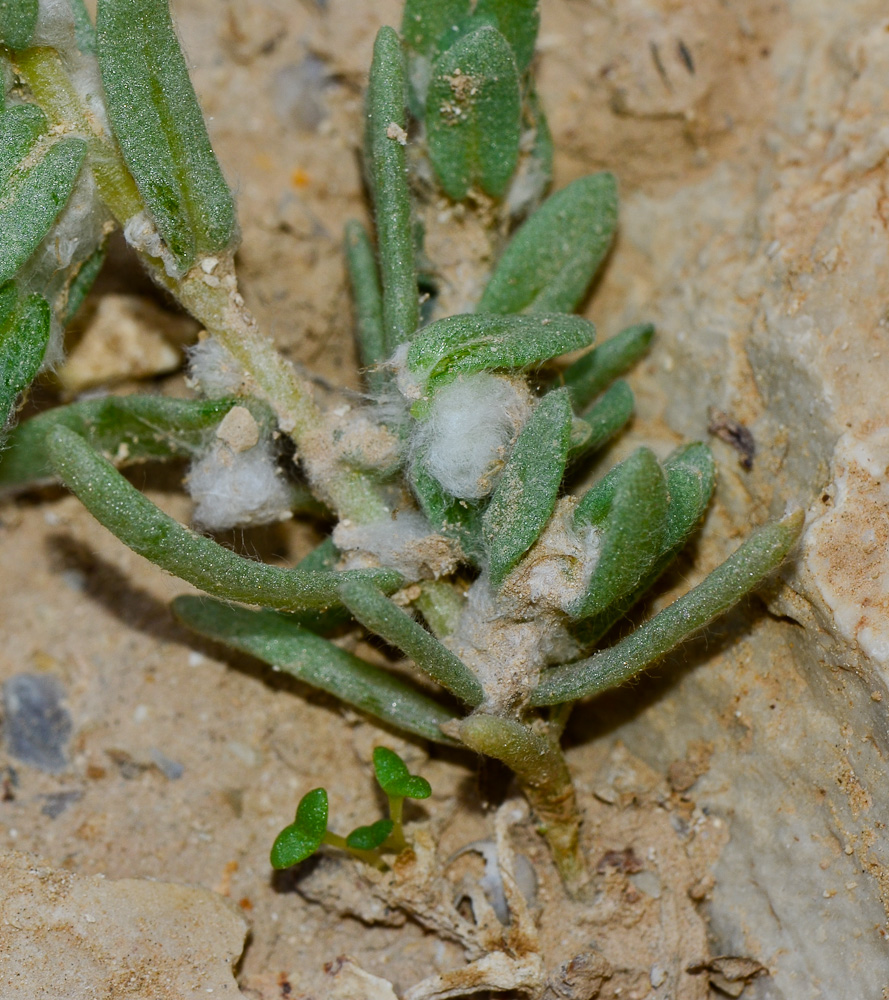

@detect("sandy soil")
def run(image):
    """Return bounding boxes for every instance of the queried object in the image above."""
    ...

[0,1,797,997]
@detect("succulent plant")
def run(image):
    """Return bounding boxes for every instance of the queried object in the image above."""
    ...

[0,0,801,888]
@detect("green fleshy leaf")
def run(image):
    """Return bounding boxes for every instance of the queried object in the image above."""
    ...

[402,0,470,58]
[365,27,418,352]
[482,388,572,586]
[561,323,654,411]
[570,443,716,649]
[0,137,87,286]
[172,596,457,745]
[96,0,237,272]
[61,243,107,327]
[409,460,484,561]
[407,313,595,395]
[372,746,432,799]
[472,0,539,74]
[68,0,97,55]
[532,511,805,706]
[0,0,38,49]
[567,380,634,462]
[344,220,386,390]
[346,819,394,851]
[425,26,521,200]
[270,788,328,869]
[0,291,51,438]
[0,104,47,189]
[477,173,618,315]
[45,426,398,611]
[0,395,268,489]
[570,447,668,620]
[339,578,483,706]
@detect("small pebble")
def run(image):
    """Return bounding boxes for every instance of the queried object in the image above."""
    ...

[149,748,185,781]
[2,674,72,774]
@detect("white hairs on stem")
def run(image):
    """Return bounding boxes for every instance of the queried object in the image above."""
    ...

[411,373,531,500]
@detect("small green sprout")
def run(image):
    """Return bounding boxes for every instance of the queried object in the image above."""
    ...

[271,749,431,870]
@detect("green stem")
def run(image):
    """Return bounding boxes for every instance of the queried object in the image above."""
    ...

[173,263,390,525]
[386,795,407,850]
[323,832,386,871]
[456,714,586,890]
[12,46,142,222]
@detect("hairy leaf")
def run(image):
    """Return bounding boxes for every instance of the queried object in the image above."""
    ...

[561,323,654,411]
[532,511,805,705]
[473,0,539,74]
[173,596,456,745]
[0,137,87,286]
[0,0,38,49]
[0,291,51,439]
[97,0,236,272]
[0,104,47,188]
[0,396,267,489]
[46,427,398,610]
[567,380,634,462]
[483,388,572,586]
[477,173,618,315]
[407,313,595,394]
[401,0,470,58]
[344,220,386,390]
[340,579,483,706]
[570,447,668,620]
[365,27,418,351]
[426,26,520,200]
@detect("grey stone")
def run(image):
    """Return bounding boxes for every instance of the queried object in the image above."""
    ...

[2,674,72,775]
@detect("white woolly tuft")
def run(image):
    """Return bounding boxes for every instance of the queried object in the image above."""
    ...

[187,439,292,531]
[333,509,460,580]
[187,337,247,398]
[411,373,531,500]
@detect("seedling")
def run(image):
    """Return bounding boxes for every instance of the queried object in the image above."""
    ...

[0,0,802,890]
[271,749,431,870]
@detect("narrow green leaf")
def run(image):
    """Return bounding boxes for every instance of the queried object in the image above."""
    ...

[482,388,572,586]
[561,323,654,411]
[172,596,457,745]
[455,714,568,790]
[0,396,265,489]
[661,443,716,555]
[0,137,87,286]
[339,578,483,706]
[0,0,38,49]
[60,243,108,327]
[347,819,394,851]
[426,26,521,200]
[97,0,236,272]
[570,447,667,620]
[0,292,51,437]
[567,380,634,462]
[372,746,432,799]
[477,173,618,315]
[45,426,399,610]
[344,220,386,391]
[407,313,595,394]
[570,443,716,648]
[0,104,47,188]
[402,0,471,58]
[409,461,484,561]
[365,26,418,352]
[473,0,539,74]
[532,510,805,706]
[68,0,97,55]
[270,788,328,869]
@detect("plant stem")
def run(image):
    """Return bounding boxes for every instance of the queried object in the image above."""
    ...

[12,46,143,223]
[455,714,587,891]
[323,832,386,871]
[174,266,389,524]
[386,796,407,850]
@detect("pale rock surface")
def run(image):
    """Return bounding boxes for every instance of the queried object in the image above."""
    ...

[571,0,889,995]
[0,850,248,998]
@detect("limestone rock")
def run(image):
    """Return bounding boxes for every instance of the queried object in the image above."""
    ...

[0,850,248,998]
